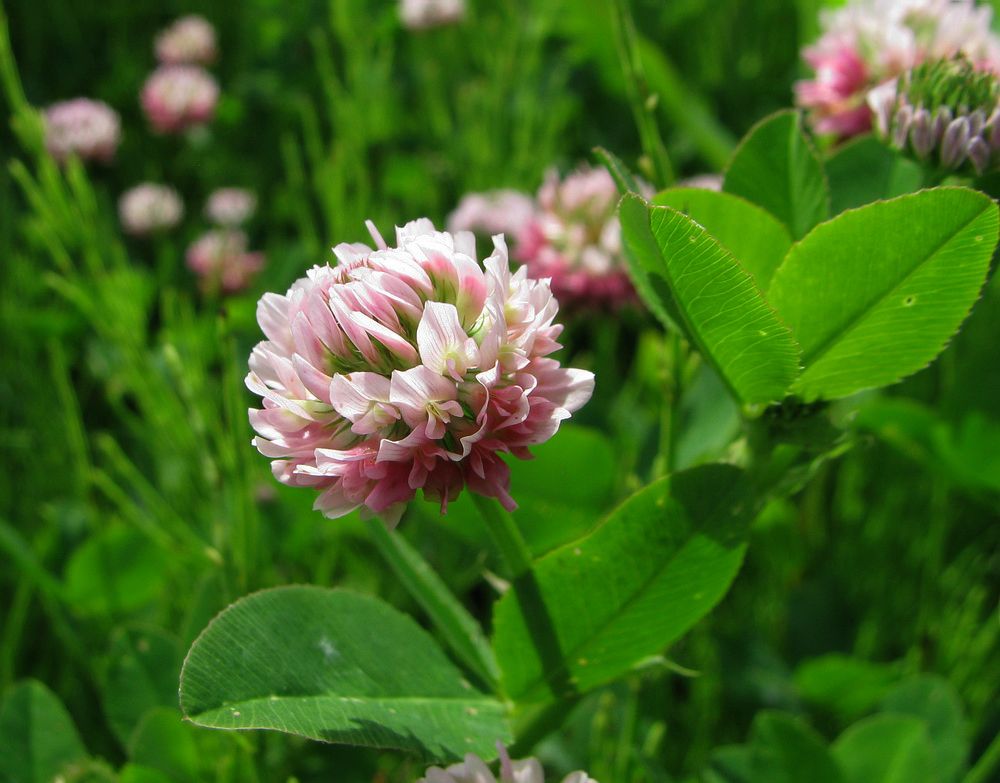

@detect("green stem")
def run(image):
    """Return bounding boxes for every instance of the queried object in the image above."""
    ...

[964,730,1000,783]
[471,493,534,580]
[653,331,684,478]
[508,694,582,757]
[365,516,499,690]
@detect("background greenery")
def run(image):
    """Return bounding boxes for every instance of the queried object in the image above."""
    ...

[0,0,997,781]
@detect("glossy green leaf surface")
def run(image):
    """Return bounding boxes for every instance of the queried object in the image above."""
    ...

[769,188,999,401]
[0,680,88,783]
[619,193,800,405]
[653,187,793,292]
[833,715,935,783]
[723,110,829,240]
[180,586,509,761]
[493,464,752,703]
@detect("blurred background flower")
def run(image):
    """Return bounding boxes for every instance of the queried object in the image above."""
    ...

[140,64,219,134]
[118,182,184,235]
[205,187,257,227]
[399,0,466,30]
[43,97,120,164]
[186,228,264,293]
[154,14,217,66]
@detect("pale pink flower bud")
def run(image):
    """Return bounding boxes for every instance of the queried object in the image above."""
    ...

[447,190,536,239]
[399,0,465,29]
[205,188,257,226]
[514,165,638,312]
[154,15,217,65]
[140,65,219,134]
[186,229,264,294]
[43,98,121,164]
[416,743,599,783]
[118,183,184,236]
[246,218,594,526]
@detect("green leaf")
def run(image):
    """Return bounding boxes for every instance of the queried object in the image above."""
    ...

[180,586,509,761]
[880,676,968,783]
[0,680,88,783]
[63,525,169,616]
[492,464,752,703]
[833,715,936,783]
[795,654,900,722]
[825,135,923,216]
[749,711,843,783]
[653,187,793,293]
[723,110,830,240]
[619,193,800,405]
[127,708,200,783]
[595,146,645,196]
[118,765,177,783]
[102,626,182,746]
[769,187,999,401]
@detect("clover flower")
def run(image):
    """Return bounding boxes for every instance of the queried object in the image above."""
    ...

[140,65,219,134]
[514,165,636,312]
[399,0,466,30]
[205,188,257,227]
[186,229,264,293]
[246,218,594,526]
[417,743,598,783]
[796,0,1000,138]
[155,15,217,65]
[118,183,184,236]
[447,190,536,240]
[869,56,1000,174]
[43,98,121,164]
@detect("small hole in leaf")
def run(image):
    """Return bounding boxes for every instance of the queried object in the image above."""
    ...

[903,296,916,306]
[689,236,696,242]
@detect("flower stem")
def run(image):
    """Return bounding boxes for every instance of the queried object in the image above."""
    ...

[365,516,499,689]
[471,493,534,580]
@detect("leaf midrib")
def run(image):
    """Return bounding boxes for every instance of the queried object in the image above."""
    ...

[798,204,988,370]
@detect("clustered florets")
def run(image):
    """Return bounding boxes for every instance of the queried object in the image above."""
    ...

[43,98,121,164]
[118,183,185,235]
[417,744,598,783]
[187,229,265,293]
[246,219,594,526]
[796,0,1000,137]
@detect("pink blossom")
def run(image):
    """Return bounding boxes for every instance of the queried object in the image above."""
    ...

[155,15,217,65]
[118,183,184,236]
[796,0,1000,138]
[246,218,594,526]
[186,230,264,293]
[514,166,637,312]
[43,98,121,164]
[447,189,536,238]
[140,65,219,134]
[399,0,465,29]
[417,742,598,783]
[205,188,257,226]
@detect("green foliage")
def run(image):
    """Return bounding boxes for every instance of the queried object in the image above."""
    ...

[723,110,830,240]
[0,680,88,783]
[493,464,752,702]
[619,193,801,406]
[180,586,510,761]
[769,188,998,400]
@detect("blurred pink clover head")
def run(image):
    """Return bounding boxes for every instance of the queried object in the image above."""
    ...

[246,218,595,527]
[141,65,219,134]
[118,183,184,236]
[206,187,257,227]
[514,165,639,312]
[187,229,264,294]
[796,0,1000,138]
[43,98,121,164]
[399,0,466,29]
[155,15,217,65]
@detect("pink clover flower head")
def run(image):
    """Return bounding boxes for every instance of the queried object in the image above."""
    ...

[246,218,595,527]
[141,65,219,134]
[186,229,264,294]
[676,173,724,191]
[154,15,217,65]
[43,98,121,164]
[417,743,598,783]
[514,165,637,312]
[205,187,257,227]
[118,183,184,236]
[796,0,1000,138]
[446,189,536,239]
[399,0,466,29]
